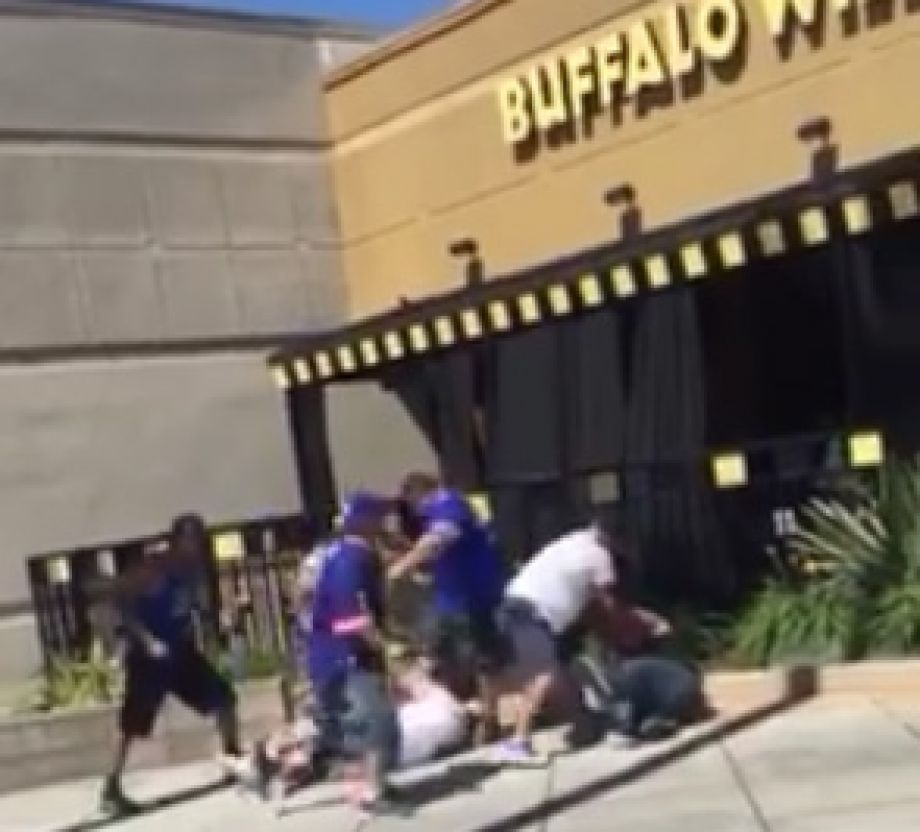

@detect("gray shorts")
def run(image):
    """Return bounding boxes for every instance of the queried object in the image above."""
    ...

[498,597,561,680]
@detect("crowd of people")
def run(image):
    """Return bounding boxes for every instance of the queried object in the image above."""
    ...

[98,475,707,818]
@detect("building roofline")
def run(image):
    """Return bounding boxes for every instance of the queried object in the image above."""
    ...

[324,0,506,90]
[0,0,380,41]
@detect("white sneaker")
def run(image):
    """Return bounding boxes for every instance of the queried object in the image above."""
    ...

[493,739,550,768]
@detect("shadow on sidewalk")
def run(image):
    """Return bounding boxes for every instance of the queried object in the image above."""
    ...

[278,760,504,818]
[53,779,231,832]
[466,665,819,832]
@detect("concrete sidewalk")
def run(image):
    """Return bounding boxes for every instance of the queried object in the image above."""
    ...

[4,695,920,832]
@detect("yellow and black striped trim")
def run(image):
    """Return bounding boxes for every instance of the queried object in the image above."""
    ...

[268,161,920,391]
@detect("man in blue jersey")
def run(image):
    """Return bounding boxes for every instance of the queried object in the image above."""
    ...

[307,491,400,812]
[388,473,507,743]
[100,514,240,816]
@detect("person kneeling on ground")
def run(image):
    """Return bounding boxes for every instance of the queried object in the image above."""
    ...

[496,523,620,766]
[574,648,707,743]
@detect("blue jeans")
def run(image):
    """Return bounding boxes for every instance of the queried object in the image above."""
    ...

[313,669,399,787]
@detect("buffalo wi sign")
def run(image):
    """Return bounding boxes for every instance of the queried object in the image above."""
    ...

[497,0,871,145]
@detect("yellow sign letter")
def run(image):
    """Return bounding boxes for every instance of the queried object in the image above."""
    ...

[759,0,820,38]
[698,0,743,62]
[594,31,626,108]
[497,77,533,145]
[564,45,597,118]
[664,4,697,78]
[625,20,667,97]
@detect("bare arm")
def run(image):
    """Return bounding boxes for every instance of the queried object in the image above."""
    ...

[627,605,672,638]
[387,531,448,583]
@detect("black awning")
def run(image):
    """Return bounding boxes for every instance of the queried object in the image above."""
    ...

[268,146,920,388]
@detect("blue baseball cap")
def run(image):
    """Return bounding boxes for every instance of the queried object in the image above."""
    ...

[340,490,392,532]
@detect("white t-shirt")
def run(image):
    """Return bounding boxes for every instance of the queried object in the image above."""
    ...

[507,527,616,634]
[397,684,468,768]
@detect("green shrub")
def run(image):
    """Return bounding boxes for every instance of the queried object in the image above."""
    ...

[731,458,920,667]
[35,641,123,711]
[663,607,734,667]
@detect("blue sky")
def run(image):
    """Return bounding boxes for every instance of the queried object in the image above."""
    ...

[131,0,454,27]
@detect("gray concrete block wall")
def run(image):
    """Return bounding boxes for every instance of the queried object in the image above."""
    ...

[326,382,438,497]
[0,8,336,141]
[0,352,302,606]
[0,5,421,685]
[0,149,347,349]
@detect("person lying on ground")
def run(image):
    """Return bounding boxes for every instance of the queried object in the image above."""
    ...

[220,650,474,802]
[495,522,621,766]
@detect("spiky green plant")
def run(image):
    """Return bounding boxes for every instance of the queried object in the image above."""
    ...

[732,459,920,666]
[37,640,123,710]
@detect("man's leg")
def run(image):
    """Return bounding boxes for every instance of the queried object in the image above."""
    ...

[170,644,241,756]
[495,609,560,766]
[101,651,164,815]
[343,670,401,809]
[471,612,506,744]
[311,674,347,777]
[215,700,242,757]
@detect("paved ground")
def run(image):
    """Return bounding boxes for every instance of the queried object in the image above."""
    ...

[4,696,920,832]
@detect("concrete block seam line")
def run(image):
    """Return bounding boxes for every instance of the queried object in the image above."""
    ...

[718,742,772,832]
[871,696,920,745]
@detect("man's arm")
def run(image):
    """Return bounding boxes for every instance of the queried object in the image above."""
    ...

[102,567,169,658]
[586,541,620,618]
[387,521,460,583]
[626,605,672,639]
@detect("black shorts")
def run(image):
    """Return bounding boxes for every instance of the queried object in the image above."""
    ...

[120,641,235,738]
[428,609,506,677]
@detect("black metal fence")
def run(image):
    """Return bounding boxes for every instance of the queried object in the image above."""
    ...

[27,514,313,675]
[27,430,879,677]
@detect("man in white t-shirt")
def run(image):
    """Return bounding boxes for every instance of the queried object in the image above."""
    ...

[496,524,618,765]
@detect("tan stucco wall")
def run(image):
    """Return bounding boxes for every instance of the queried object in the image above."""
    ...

[326,0,920,318]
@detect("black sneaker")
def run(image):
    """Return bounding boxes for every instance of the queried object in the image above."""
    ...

[636,716,679,743]
[357,783,408,816]
[565,715,605,750]
[100,777,143,817]
[252,740,280,801]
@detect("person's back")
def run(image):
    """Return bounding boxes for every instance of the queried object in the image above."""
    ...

[507,527,615,634]
[419,488,505,616]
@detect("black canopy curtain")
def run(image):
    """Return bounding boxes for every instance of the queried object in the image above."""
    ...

[482,295,737,603]
[623,292,734,603]
[381,349,483,492]
[482,310,630,564]
[844,216,920,453]
[379,298,734,602]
